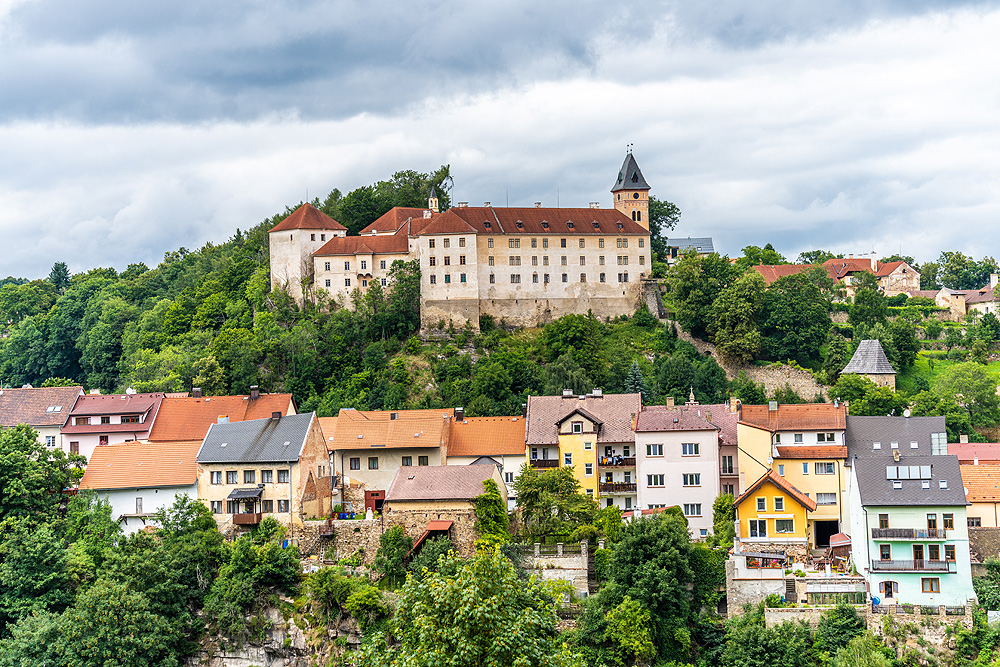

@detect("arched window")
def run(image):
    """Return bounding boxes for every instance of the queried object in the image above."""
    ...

[631,211,636,221]
[636,211,641,222]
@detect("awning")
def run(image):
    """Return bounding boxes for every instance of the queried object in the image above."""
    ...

[227,487,263,500]
[829,533,852,548]
[426,520,453,531]
[408,520,454,557]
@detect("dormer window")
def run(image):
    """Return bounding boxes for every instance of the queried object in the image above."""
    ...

[516,221,524,228]
[592,221,600,228]
[572,421,583,434]
[484,221,492,229]
[541,221,549,229]
[567,222,575,229]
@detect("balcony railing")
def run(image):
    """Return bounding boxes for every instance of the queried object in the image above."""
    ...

[720,467,736,476]
[599,457,636,467]
[870,559,955,572]
[232,513,262,525]
[871,528,948,540]
[599,482,637,494]
[530,459,559,469]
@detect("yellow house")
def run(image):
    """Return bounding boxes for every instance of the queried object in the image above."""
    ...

[735,470,816,547]
[737,403,847,548]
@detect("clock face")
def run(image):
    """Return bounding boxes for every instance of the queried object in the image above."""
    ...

[633,192,640,199]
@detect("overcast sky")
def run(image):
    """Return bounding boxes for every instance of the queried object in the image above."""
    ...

[2,0,999,278]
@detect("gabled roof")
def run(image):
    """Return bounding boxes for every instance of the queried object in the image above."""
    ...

[611,153,651,191]
[824,258,878,279]
[448,416,526,457]
[0,386,83,428]
[845,415,947,459]
[701,403,740,446]
[665,237,715,254]
[948,442,1000,464]
[385,464,498,502]
[961,464,1000,502]
[853,454,968,507]
[269,203,346,233]
[314,234,409,257]
[842,340,896,375]
[966,285,998,305]
[360,207,438,235]
[428,206,648,236]
[634,405,717,432]
[739,403,846,433]
[62,392,165,434]
[556,407,603,427]
[735,469,817,511]
[525,393,641,445]
[197,412,315,463]
[751,264,815,285]
[325,408,452,451]
[147,394,295,442]
[417,211,480,235]
[80,440,200,490]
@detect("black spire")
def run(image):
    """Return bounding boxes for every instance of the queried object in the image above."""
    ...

[611,152,651,192]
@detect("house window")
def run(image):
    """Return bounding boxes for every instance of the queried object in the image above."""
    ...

[505,472,515,483]
[321,234,325,241]
[815,462,835,475]
[458,255,466,266]
[70,441,79,454]
[99,435,109,446]
[943,513,954,529]
[401,456,412,466]
[459,237,465,247]
[584,441,592,450]
[226,500,235,514]
[931,432,947,455]
[817,432,835,442]
[775,519,794,533]
[44,435,56,448]
[927,514,937,530]
[720,456,734,474]
[722,484,734,495]
[681,443,699,456]
[564,452,573,466]
[572,421,583,433]
[682,474,701,486]
[774,497,784,511]
[211,471,223,485]
[101,416,111,424]
[226,470,238,484]
[647,474,665,487]
[880,544,891,560]
[350,458,360,470]
[639,239,645,248]
[816,493,837,505]
[646,443,663,456]
[579,239,585,248]
[794,433,803,443]
[969,517,983,527]
[531,256,538,266]
[928,545,940,561]
[278,500,290,513]
[911,441,919,449]
[75,417,90,426]
[262,470,273,483]
[585,463,593,476]
[486,239,492,248]
[310,234,315,241]
[368,457,378,470]
[756,497,766,511]
[380,260,386,269]
[244,470,255,484]
[940,480,948,489]
[599,255,605,265]
[381,278,387,286]
[683,503,702,517]
[801,463,809,474]
[749,520,766,538]
[262,500,273,513]
[418,456,428,466]
[945,545,956,561]
[777,464,785,476]
[210,501,223,514]
[874,441,882,449]
[277,470,290,483]
[921,578,941,593]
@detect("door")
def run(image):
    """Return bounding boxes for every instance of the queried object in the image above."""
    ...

[365,490,386,513]
[882,581,897,599]
[913,545,924,568]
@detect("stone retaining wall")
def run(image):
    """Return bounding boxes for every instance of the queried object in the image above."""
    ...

[521,542,592,597]
[382,506,479,558]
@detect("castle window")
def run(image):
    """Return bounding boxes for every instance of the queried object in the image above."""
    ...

[459,238,465,247]
[579,239,585,248]
[444,256,450,266]
[444,274,450,284]
[321,234,326,241]
[531,238,537,248]
[516,221,524,228]
[632,211,636,221]
[599,238,605,248]
[488,256,494,266]
[531,256,538,266]
[562,273,568,283]
[324,262,330,271]
[567,222,574,229]
[560,238,567,248]
[639,239,645,248]
[380,260,386,269]
[541,221,549,229]
[325,279,331,287]
[579,256,585,266]
[443,238,450,248]
[429,257,436,266]
[362,280,368,287]
[509,256,521,266]
[430,275,436,284]
[361,260,367,270]
[345,278,351,287]
[636,211,641,222]
[580,273,587,283]
[639,255,645,265]
[345,261,350,270]
[460,273,466,283]
[311,233,316,241]
[381,278,386,286]
[599,256,605,265]
[544,274,550,283]
[600,273,606,283]
[509,239,520,248]
[459,255,466,265]
[561,256,567,266]
[543,256,549,266]
[533,273,538,283]
[488,239,493,248]
[429,239,436,248]
[542,239,549,249]
[510,274,521,284]
[489,274,495,284]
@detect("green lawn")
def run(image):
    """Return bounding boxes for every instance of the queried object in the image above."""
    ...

[896,351,1000,394]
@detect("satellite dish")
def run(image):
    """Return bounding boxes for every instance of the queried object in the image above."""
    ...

[903,409,911,418]
[766,457,774,465]
[872,596,881,606]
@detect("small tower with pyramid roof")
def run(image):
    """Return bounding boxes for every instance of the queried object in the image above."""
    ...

[841,339,897,390]
[612,149,651,231]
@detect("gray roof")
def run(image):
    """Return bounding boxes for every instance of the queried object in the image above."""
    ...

[611,153,651,191]
[666,237,714,254]
[845,415,947,460]
[842,339,896,375]
[385,465,497,502]
[525,393,641,445]
[853,454,968,507]
[197,412,314,463]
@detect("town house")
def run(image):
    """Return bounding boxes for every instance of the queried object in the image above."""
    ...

[61,391,166,461]
[0,385,82,450]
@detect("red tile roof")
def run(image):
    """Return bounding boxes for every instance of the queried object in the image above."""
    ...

[0,386,82,428]
[739,403,846,433]
[80,440,201,489]
[325,408,453,451]
[146,394,294,442]
[750,264,815,285]
[775,445,848,459]
[448,416,526,457]
[736,469,817,511]
[385,464,498,502]
[961,464,1000,502]
[434,206,649,236]
[269,203,346,232]
[948,443,1000,464]
[62,393,165,434]
[314,234,409,256]
[966,285,997,305]
[634,406,717,432]
[360,208,439,234]
[526,393,641,445]
[824,258,878,279]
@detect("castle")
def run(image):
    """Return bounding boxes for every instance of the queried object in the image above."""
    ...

[269,154,654,330]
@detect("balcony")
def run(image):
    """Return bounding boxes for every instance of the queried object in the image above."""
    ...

[530,459,559,469]
[870,559,955,573]
[599,456,636,467]
[720,467,736,476]
[871,528,948,540]
[232,513,262,525]
[599,482,637,494]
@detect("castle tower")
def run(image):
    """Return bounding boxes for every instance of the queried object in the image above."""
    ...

[268,203,347,303]
[611,151,651,230]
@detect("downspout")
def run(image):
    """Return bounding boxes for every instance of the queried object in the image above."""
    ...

[289,458,294,544]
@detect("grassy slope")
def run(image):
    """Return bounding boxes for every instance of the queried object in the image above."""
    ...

[896,350,1000,394]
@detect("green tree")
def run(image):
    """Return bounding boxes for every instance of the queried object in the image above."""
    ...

[0,610,66,667]
[923,320,943,341]
[935,362,1000,428]
[473,478,511,544]
[722,607,814,667]
[624,360,651,402]
[761,273,832,366]
[733,244,787,274]
[708,272,765,363]
[604,595,656,665]
[850,285,887,329]
[731,372,767,405]
[920,261,941,290]
[832,633,892,667]
[797,250,841,265]
[648,195,681,261]
[974,557,1000,610]
[408,536,454,580]
[514,466,599,541]
[64,492,123,572]
[372,525,413,587]
[359,549,580,667]
[813,604,865,657]
[822,332,852,383]
[48,262,71,292]
[712,494,735,546]
[667,252,736,339]
[540,314,603,377]
[0,520,73,630]
[0,424,82,523]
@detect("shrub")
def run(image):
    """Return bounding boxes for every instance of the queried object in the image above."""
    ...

[371,526,412,586]
[344,586,388,631]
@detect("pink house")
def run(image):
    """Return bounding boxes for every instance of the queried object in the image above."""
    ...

[61,392,166,461]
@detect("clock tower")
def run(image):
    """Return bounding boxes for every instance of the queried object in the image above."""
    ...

[611,151,651,231]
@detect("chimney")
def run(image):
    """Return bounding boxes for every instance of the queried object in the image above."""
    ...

[217,415,229,424]
[665,397,675,408]
[592,388,603,397]
[729,397,740,413]
[871,255,877,271]
[455,407,464,421]
[848,253,853,259]
[589,202,600,209]
[991,273,998,288]
[768,401,778,411]
[484,201,491,207]
[522,403,528,418]
[423,210,432,219]
[192,387,202,398]
[562,389,574,398]
[250,385,260,400]
[960,434,969,444]
[457,202,468,207]
[271,411,282,420]
[535,202,542,208]
[705,409,712,424]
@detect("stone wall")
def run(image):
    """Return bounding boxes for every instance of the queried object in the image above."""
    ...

[764,606,828,628]
[521,542,592,597]
[725,560,786,612]
[382,504,479,558]
[327,518,383,564]
[738,542,811,563]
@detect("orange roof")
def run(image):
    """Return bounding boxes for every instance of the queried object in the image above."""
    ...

[80,440,201,489]
[961,464,1000,502]
[314,234,409,256]
[736,469,817,511]
[325,408,453,451]
[751,264,815,285]
[739,403,846,433]
[427,206,648,236]
[775,445,848,459]
[448,416,526,457]
[360,207,439,234]
[269,203,346,232]
[146,394,294,442]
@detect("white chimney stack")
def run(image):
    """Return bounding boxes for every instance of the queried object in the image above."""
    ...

[991,273,998,288]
